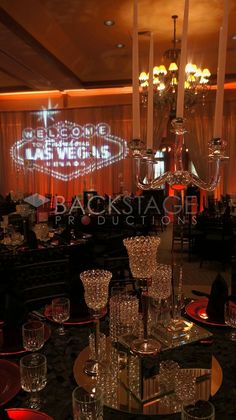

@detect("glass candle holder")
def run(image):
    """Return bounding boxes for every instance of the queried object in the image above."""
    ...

[159,359,180,390]
[123,235,161,356]
[80,269,112,376]
[175,370,196,405]
[109,292,139,341]
[149,263,172,301]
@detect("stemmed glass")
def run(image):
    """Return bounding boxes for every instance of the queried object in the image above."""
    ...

[20,353,47,410]
[22,321,45,353]
[123,235,161,356]
[52,297,70,336]
[80,269,112,376]
[224,301,236,341]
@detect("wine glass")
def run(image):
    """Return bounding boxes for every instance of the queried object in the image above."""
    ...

[80,269,112,376]
[224,301,236,341]
[22,321,45,352]
[52,297,70,335]
[123,235,161,356]
[20,353,47,410]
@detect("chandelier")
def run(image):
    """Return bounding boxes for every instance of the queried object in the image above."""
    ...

[130,0,229,192]
[139,15,211,110]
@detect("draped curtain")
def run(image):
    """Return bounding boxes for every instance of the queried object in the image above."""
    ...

[185,90,236,197]
[0,105,135,202]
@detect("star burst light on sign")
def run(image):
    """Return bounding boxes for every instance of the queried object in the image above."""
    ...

[32,99,59,127]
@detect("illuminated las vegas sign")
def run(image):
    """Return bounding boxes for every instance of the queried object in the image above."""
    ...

[11,121,129,181]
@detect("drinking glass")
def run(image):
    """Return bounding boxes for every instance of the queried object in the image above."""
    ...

[182,400,215,420]
[224,302,236,341]
[123,235,161,356]
[20,353,47,410]
[52,297,70,335]
[80,269,112,376]
[72,386,103,420]
[22,321,45,352]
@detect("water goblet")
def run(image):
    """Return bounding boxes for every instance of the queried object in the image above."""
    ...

[224,301,236,341]
[22,321,45,352]
[72,386,103,420]
[20,353,47,410]
[123,235,161,356]
[52,297,70,336]
[80,269,112,376]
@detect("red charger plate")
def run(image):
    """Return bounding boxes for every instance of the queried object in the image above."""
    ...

[0,360,21,406]
[7,408,54,419]
[185,298,235,327]
[0,323,51,356]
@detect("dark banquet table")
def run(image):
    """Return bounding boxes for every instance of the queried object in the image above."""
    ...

[1,315,236,420]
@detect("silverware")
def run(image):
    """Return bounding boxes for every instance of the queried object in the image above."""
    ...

[30,310,46,320]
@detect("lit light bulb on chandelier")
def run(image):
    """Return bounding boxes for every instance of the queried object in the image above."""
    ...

[139,16,211,109]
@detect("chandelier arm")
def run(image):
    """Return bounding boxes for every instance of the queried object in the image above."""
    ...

[136,171,171,190]
[189,158,221,191]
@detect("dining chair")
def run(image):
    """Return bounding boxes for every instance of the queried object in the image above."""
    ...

[13,259,70,310]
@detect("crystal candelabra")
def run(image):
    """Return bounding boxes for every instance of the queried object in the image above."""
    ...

[123,235,161,356]
[129,117,228,191]
[80,269,112,376]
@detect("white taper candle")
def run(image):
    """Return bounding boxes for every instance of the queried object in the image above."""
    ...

[147,32,154,149]
[132,0,141,139]
[176,0,189,119]
[213,0,229,139]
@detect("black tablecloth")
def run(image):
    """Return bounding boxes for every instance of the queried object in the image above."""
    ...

[2,318,236,420]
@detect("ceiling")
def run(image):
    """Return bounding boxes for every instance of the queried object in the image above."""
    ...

[0,0,235,93]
